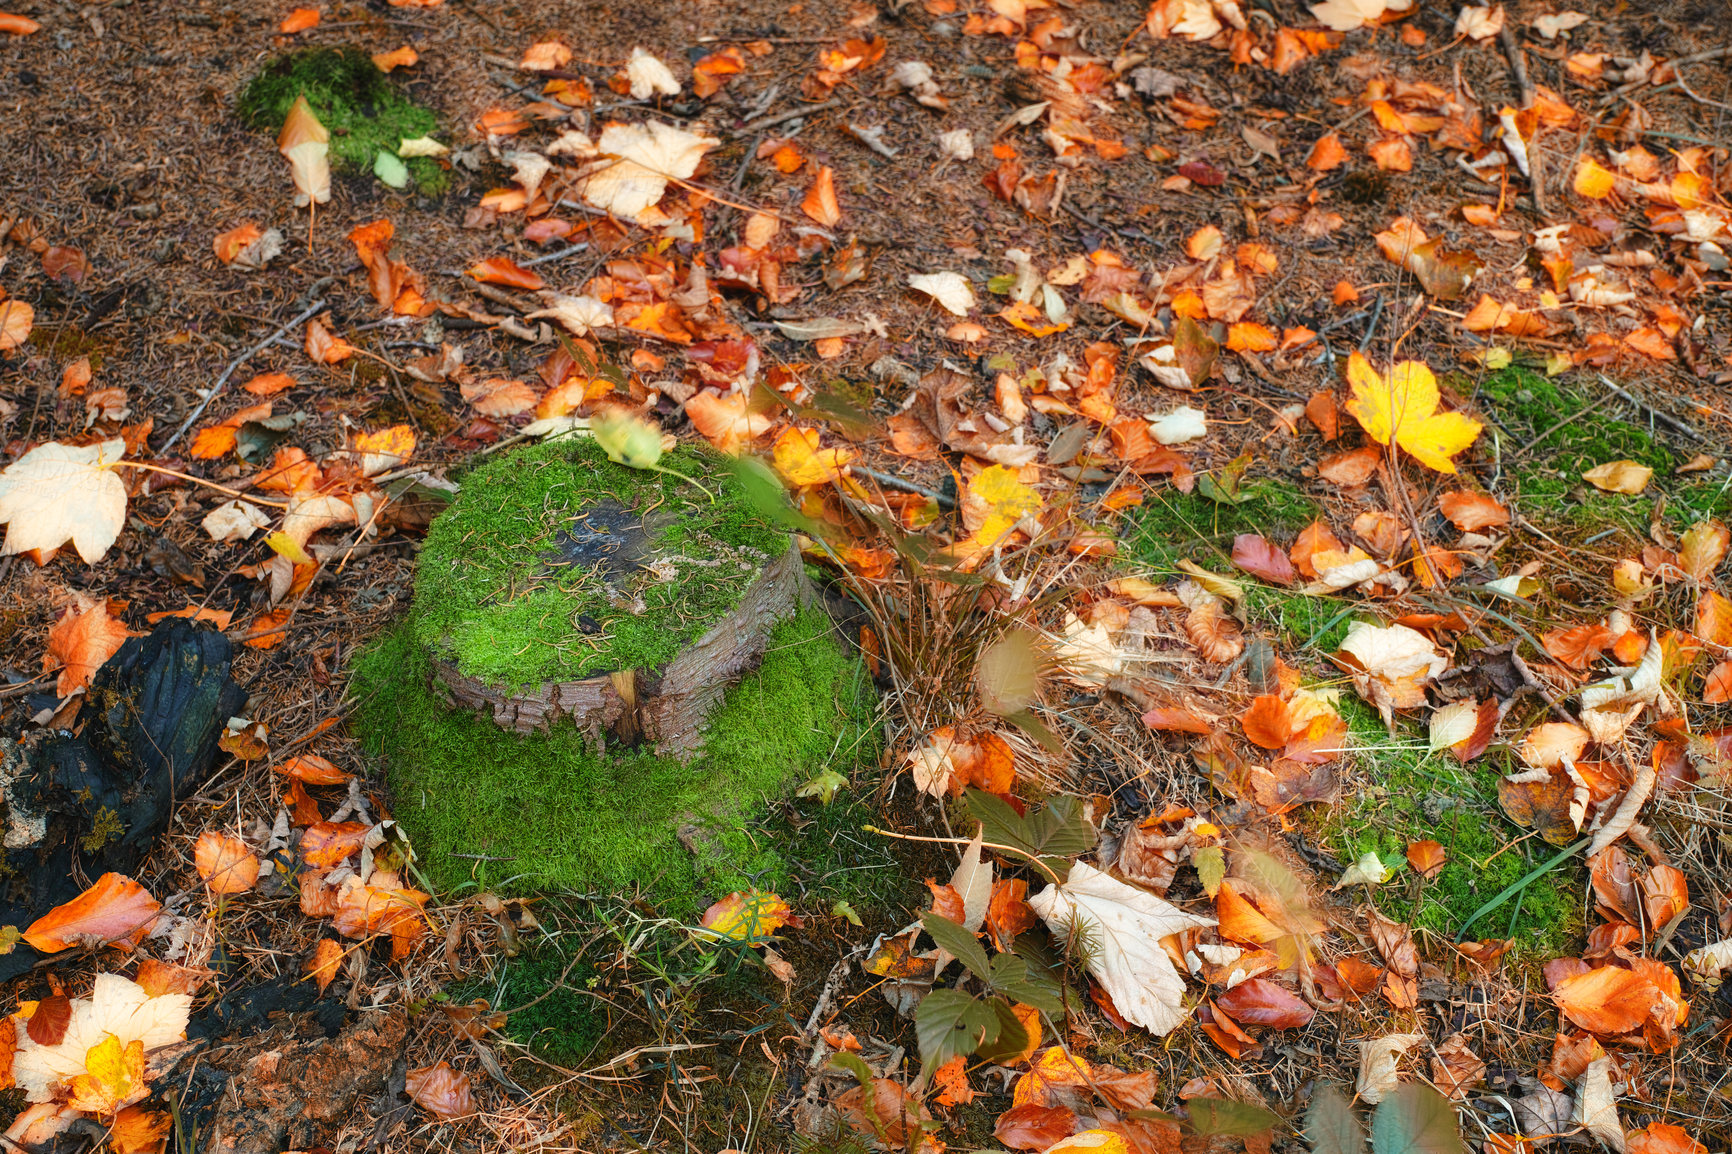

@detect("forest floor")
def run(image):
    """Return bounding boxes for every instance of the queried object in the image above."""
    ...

[1,0,1731,1151]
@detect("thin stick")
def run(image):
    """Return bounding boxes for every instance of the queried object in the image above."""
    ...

[1599,375,1699,442]
[732,98,841,136]
[115,462,291,508]
[162,299,326,452]
[519,242,591,267]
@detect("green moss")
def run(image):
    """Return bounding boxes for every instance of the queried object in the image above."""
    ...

[1314,696,1583,957]
[353,608,876,914]
[412,438,790,690]
[79,807,124,854]
[238,46,447,193]
[1123,481,1319,572]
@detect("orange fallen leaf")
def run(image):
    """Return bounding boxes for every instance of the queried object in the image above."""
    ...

[306,938,347,993]
[144,606,234,629]
[332,876,431,957]
[0,299,35,351]
[213,222,264,264]
[802,165,842,227]
[195,832,260,895]
[24,872,160,953]
[242,371,297,396]
[1574,158,1618,199]
[305,317,355,363]
[518,39,572,71]
[372,45,419,71]
[300,821,372,868]
[109,1106,173,1154]
[276,754,353,785]
[1367,136,1412,171]
[133,959,213,997]
[772,426,851,487]
[279,8,320,33]
[1226,321,1277,352]
[244,608,293,650]
[1554,965,1659,1036]
[468,256,545,291]
[1407,840,1447,878]
[45,599,135,696]
[1437,490,1509,531]
[68,1033,148,1114]
[1000,300,1069,337]
[1305,133,1347,172]
[0,12,42,33]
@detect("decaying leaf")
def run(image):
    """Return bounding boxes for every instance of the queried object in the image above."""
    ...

[405,1061,474,1122]
[0,439,129,564]
[23,874,160,954]
[1028,862,1214,1036]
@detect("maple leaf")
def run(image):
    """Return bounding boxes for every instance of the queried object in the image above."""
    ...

[1028,862,1214,1036]
[577,121,716,218]
[1344,353,1481,473]
[12,975,191,1104]
[67,1033,147,1115]
[44,598,136,696]
[0,438,128,563]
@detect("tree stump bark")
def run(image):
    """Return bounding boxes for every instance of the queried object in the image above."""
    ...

[429,539,810,758]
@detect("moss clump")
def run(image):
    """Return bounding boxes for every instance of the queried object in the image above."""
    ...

[238,46,447,193]
[1123,480,1319,572]
[411,437,789,691]
[353,608,877,912]
[1314,696,1583,957]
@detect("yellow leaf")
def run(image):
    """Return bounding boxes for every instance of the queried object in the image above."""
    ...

[1343,352,1481,474]
[67,1033,147,1115]
[965,465,1044,548]
[772,427,851,487]
[262,529,313,564]
[1582,460,1653,494]
[699,889,792,941]
[1574,158,1618,199]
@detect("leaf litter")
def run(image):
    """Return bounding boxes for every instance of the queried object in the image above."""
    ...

[0,0,1729,1150]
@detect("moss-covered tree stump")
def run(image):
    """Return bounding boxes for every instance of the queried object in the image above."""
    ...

[355,438,873,903]
[414,439,809,757]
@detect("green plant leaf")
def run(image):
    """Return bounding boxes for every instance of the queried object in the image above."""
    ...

[374,149,409,188]
[914,988,1000,1070]
[960,789,1095,873]
[985,952,1063,1015]
[1370,1084,1463,1154]
[1193,845,1226,898]
[1306,1084,1364,1154]
[796,768,848,804]
[972,997,1032,1065]
[831,900,863,927]
[921,912,990,979]
[1186,1098,1279,1137]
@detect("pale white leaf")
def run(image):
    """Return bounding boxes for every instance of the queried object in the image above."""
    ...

[1455,4,1505,40]
[907,271,976,317]
[12,975,192,1103]
[1028,862,1214,1036]
[1335,850,1395,888]
[1428,700,1479,750]
[1531,10,1588,38]
[0,438,128,563]
[950,833,993,932]
[1573,1056,1626,1152]
[1149,405,1208,445]
[528,294,616,336]
[202,499,272,543]
[581,122,717,219]
[398,135,449,157]
[626,47,680,99]
[1356,1032,1423,1104]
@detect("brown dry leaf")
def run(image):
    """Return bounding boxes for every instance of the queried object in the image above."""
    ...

[468,256,545,291]
[275,754,351,785]
[1213,977,1314,1028]
[23,872,160,953]
[1306,391,1340,440]
[133,959,213,997]
[242,371,297,397]
[1179,581,1243,664]
[1318,446,1382,487]
[1678,520,1729,582]
[1431,1033,1487,1099]
[1241,695,1292,750]
[1543,624,1615,671]
[44,599,135,696]
[519,39,571,71]
[305,317,355,364]
[405,1061,474,1122]
[461,378,540,418]
[0,299,34,351]
[1583,460,1653,494]
[194,832,260,895]
[687,390,773,454]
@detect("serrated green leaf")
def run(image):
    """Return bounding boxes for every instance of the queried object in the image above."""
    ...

[960,789,1095,875]
[1186,1098,1279,1137]
[973,997,1032,1065]
[922,911,990,979]
[985,953,1063,1015]
[915,988,1000,1069]
[1370,1084,1463,1154]
[1306,1084,1365,1154]
[1193,845,1226,898]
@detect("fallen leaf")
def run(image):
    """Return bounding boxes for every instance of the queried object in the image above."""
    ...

[194,832,260,895]
[1029,862,1214,1036]
[519,39,571,71]
[908,270,977,316]
[108,1106,173,1154]
[1407,840,1447,877]
[1555,965,1658,1036]
[1213,977,1314,1028]
[1356,1032,1423,1104]
[66,1033,148,1114]
[1311,0,1413,32]
[0,438,129,564]
[468,257,544,291]
[701,890,793,941]
[1438,490,1509,531]
[1337,622,1446,722]
[405,1061,474,1122]
[1583,460,1652,494]
[44,599,134,696]
[23,873,160,953]
[802,165,842,227]
[0,12,42,33]
[278,94,331,207]
[372,45,419,71]
[1345,352,1480,474]
[1627,1124,1708,1154]
[579,121,716,218]
[625,46,680,98]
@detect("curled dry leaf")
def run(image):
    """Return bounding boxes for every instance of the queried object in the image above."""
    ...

[1178,580,1243,665]
[908,270,977,316]
[1406,840,1447,878]
[1336,622,1446,723]
[1356,1032,1423,1104]
[306,938,347,993]
[405,1061,474,1122]
[275,754,352,785]
[579,121,716,218]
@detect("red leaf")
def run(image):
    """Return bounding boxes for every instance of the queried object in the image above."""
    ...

[26,994,71,1045]
[23,873,160,954]
[1231,534,1295,586]
[1179,159,1226,186]
[1213,977,1315,1028]
[1452,697,1500,763]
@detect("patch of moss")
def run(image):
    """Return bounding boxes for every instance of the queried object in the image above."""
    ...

[238,46,447,194]
[353,608,876,914]
[1123,480,1319,572]
[1314,696,1584,958]
[79,807,124,854]
[412,437,789,691]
